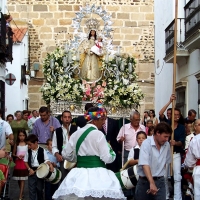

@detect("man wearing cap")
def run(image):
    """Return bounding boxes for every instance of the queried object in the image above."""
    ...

[53,107,125,200]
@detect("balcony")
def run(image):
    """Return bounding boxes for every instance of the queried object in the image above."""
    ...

[184,0,200,49]
[0,12,13,64]
[6,27,13,62]
[0,13,7,53]
[164,18,189,64]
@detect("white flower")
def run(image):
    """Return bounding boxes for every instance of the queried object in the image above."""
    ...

[72,56,76,61]
[113,85,118,90]
[122,77,129,85]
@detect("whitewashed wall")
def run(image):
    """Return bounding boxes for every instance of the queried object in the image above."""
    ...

[0,0,7,82]
[0,0,7,14]
[155,0,200,118]
[5,32,29,116]
[154,0,174,116]
[176,50,200,113]
[0,65,5,82]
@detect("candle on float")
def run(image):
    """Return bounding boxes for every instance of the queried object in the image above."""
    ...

[117,46,121,54]
[105,53,109,63]
[68,51,72,63]
[50,59,54,69]
[65,43,69,53]
[76,51,80,61]
[63,56,68,67]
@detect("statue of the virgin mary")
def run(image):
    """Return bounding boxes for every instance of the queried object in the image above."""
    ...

[79,18,103,82]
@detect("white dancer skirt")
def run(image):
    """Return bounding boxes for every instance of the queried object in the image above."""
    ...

[52,167,126,200]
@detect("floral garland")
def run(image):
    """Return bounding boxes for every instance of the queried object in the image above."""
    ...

[102,53,144,108]
[41,47,144,108]
[40,48,84,104]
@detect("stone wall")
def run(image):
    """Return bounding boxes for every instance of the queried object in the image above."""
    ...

[7,0,155,114]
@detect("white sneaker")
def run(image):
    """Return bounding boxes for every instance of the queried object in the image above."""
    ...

[185,189,194,200]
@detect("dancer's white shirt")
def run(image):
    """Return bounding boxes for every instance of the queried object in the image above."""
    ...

[53,124,126,200]
[185,133,195,150]
[184,133,200,200]
[62,124,115,163]
[185,134,200,168]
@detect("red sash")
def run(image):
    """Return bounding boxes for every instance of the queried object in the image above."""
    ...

[96,43,101,48]
[196,159,200,166]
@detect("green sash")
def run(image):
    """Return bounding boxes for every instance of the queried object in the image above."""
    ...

[76,126,106,168]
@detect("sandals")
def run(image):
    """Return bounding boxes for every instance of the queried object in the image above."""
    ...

[19,195,24,200]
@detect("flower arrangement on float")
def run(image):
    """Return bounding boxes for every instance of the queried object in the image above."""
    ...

[41,48,84,104]
[82,80,106,102]
[40,47,144,108]
[102,53,144,108]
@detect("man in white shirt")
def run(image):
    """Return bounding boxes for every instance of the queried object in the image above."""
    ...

[52,110,78,181]
[53,106,125,200]
[117,110,145,164]
[29,110,39,124]
[28,110,39,133]
[135,122,172,200]
[184,119,200,200]
[0,109,14,151]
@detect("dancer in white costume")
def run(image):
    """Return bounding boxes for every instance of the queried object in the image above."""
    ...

[184,119,200,200]
[53,107,126,200]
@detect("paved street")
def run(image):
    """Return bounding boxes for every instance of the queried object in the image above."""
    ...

[9,179,29,200]
[3,168,29,200]
[8,179,174,200]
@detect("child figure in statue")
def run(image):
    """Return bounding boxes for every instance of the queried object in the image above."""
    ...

[91,37,103,56]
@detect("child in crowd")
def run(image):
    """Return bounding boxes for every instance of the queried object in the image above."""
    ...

[142,111,150,127]
[128,131,147,166]
[185,122,195,150]
[147,126,154,137]
[91,37,103,56]
[45,139,60,200]
[125,131,147,200]
[185,122,193,136]
[12,129,28,200]
[24,134,54,200]
[145,119,153,135]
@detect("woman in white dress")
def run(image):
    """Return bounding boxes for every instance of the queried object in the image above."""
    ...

[80,30,102,81]
[53,107,126,200]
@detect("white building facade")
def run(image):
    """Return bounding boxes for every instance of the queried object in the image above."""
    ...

[5,28,29,116]
[0,0,12,118]
[155,0,200,118]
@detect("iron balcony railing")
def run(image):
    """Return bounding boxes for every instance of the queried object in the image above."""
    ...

[165,18,185,55]
[0,12,6,52]
[185,0,200,39]
[6,27,13,62]
[0,12,13,63]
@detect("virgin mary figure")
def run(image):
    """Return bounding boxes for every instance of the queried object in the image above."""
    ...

[79,27,103,81]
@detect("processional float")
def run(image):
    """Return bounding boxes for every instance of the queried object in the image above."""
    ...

[40,4,144,189]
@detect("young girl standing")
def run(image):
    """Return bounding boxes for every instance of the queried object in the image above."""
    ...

[12,129,28,200]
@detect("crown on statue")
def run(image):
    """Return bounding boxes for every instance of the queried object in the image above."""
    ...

[85,18,100,31]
